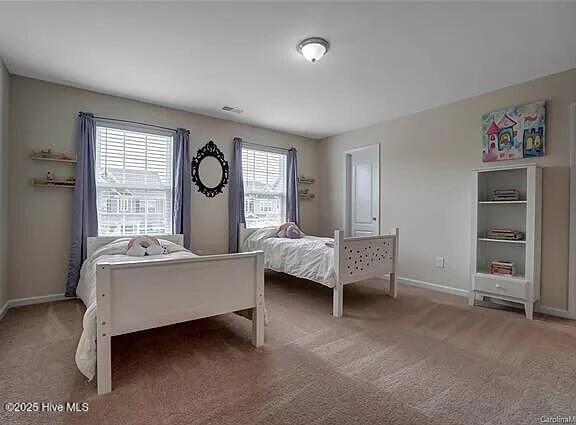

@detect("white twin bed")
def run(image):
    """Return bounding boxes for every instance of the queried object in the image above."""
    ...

[76,235,264,394]
[76,227,399,395]
[239,225,399,317]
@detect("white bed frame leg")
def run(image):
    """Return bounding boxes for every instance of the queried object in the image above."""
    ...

[252,253,265,347]
[97,334,111,395]
[333,284,343,318]
[389,273,398,298]
[389,227,399,298]
[252,306,264,346]
[524,300,534,320]
[333,230,345,318]
[97,265,112,395]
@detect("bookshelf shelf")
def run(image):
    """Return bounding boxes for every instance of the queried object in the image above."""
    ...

[475,272,527,283]
[478,200,526,205]
[477,238,526,244]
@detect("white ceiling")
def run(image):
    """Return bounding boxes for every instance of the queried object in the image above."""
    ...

[0,2,575,139]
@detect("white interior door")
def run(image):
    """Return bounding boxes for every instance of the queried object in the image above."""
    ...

[345,144,380,237]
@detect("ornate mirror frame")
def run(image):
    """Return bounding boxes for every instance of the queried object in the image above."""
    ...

[191,141,230,197]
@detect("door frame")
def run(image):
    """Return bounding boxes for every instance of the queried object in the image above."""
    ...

[569,103,576,319]
[343,143,380,237]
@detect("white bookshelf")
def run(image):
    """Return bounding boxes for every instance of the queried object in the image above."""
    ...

[469,164,542,319]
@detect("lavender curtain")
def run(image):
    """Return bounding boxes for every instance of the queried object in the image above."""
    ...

[286,147,300,226]
[228,137,245,253]
[173,128,192,249]
[65,112,98,297]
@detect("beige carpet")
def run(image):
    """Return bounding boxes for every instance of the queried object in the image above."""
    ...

[1,273,575,425]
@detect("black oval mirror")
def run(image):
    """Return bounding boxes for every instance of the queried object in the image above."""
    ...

[191,141,229,197]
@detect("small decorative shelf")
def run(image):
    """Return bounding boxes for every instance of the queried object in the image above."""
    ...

[31,152,77,164]
[298,176,315,185]
[31,178,75,188]
[298,175,315,200]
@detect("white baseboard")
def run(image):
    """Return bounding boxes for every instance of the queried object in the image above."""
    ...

[536,304,573,319]
[0,293,69,320]
[393,276,574,320]
[0,300,9,321]
[396,276,469,297]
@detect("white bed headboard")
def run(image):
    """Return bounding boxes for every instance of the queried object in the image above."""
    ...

[238,224,259,252]
[87,234,184,259]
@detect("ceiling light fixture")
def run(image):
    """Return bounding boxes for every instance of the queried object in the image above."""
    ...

[297,37,329,63]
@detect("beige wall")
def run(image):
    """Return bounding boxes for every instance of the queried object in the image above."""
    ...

[8,76,320,299]
[7,70,575,310]
[0,59,9,308]
[318,68,576,311]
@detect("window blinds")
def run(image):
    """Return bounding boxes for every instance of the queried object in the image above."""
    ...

[241,146,287,228]
[95,125,174,236]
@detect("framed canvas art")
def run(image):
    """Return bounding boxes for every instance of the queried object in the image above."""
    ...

[482,101,546,162]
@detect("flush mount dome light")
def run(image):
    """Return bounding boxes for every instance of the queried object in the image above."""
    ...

[297,37,329,63]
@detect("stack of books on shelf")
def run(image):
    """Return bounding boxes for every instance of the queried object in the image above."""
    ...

[489,260,516,276]
[486,229,524,240]
[490,189,520,201]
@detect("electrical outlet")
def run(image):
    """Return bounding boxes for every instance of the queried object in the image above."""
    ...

[435,257,445,269]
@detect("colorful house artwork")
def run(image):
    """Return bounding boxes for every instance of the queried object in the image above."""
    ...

[482,101,546,162]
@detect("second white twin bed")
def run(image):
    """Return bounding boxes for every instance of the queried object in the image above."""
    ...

[239,225,399,317]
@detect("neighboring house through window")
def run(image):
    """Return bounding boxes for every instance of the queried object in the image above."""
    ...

[95,123,174,236]
[241,144,287,228]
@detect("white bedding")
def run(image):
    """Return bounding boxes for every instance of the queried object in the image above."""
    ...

[241,227,336,287]
[75,238,196,381]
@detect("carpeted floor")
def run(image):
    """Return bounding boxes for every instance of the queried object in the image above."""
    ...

[1,273,576,425]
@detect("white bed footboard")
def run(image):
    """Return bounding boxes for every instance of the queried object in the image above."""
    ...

[96,251,264,394]
[333,228,399,317]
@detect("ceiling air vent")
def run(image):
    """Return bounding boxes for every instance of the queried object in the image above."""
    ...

[222,106,244,114]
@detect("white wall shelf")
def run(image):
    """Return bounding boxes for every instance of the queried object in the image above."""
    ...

[31,152,77,164]
[31,178,75,188]
[298,176,315,185]
[469,164,542,319]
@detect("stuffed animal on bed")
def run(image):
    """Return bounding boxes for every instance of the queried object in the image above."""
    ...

[126,235,169,257]
[276,222,304,239]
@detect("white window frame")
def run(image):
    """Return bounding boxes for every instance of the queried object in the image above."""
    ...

[94,120,175,237]
[241,142,288,229]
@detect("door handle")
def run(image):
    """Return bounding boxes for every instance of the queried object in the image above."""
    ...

[372,217,377,221]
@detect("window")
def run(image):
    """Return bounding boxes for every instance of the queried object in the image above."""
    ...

[242,145,287,228]
[134,199,145,213]
[95,124,174,236]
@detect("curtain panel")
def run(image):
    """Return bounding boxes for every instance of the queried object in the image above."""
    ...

[228,137,246,253]
[65,112,98,297]
[173,128,192,249]
[286,147,300,226]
